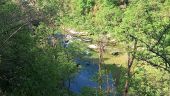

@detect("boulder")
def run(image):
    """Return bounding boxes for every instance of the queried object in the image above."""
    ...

[65,34,73,40]
[88,44,98,49]
[82,37,93,42]
[111,51,121,56]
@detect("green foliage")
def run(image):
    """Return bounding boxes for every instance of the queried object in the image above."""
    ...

[67,40,87,58]
[1,0,170,96]
[60,0,170,95]
[80,87,96,96]
[0,1,76,96]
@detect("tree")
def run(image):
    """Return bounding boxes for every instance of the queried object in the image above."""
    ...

[115,0,170,95]
[0,1,77,96]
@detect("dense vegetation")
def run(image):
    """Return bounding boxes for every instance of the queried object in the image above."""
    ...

[0,0,170,96]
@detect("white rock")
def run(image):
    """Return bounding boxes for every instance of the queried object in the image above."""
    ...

[65,34,73,39]
[69,29,79,34]
[88,44,98,49]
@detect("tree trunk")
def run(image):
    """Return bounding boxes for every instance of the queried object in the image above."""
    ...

[124,39,137,96]
[98,36,106,95]
[124,52,131,96]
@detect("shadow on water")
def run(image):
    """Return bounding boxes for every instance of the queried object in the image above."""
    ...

[66,56,127,95]
[66,58,98,93]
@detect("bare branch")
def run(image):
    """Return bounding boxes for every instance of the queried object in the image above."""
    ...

[0,23,28,48]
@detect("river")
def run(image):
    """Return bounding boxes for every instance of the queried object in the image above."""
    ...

[55,32,115,94]
[67,58,98,93]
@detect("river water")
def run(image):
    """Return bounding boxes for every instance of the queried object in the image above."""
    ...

[66,58,115,94]
[68,58,98,93]
[55,32,115,94]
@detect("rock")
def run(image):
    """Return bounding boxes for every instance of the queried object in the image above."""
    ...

[55,33,64,39]
[88,44,98,49]
[79,32,88,36]
[111,51,121,56]
[74,38,82,41]
[66,28,88,36]
[69,29,78,34]
[65,34,73,40]
[82,37,93,42]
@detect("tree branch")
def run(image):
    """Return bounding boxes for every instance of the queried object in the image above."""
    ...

[0,23,28,48]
